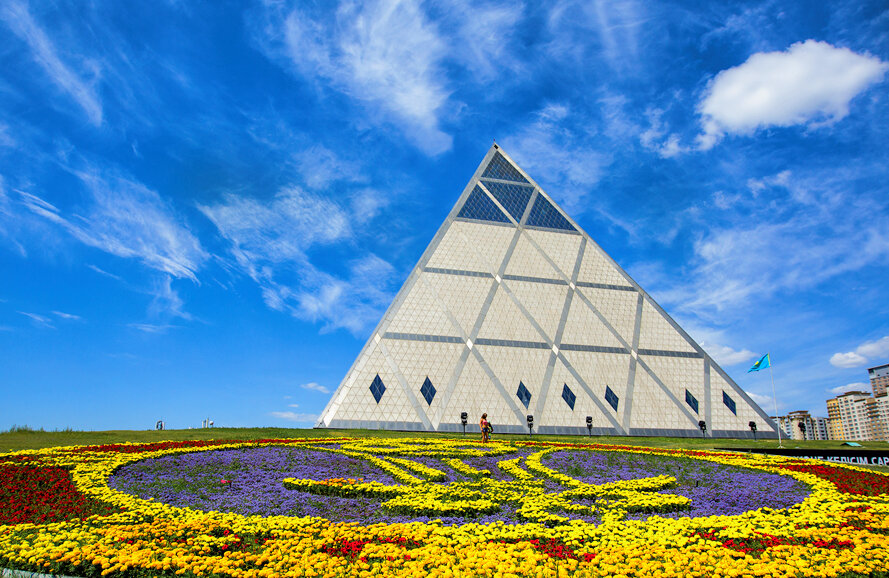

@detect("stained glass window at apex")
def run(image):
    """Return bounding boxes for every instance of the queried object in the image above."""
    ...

[685,389,699,414]
[420,377,437,406]
[457,185,511,224]
[516,381,532,409]
[604,386,619,411]
[525,194,576,231]
[561,383,576,410]
[480,180,534,221]
[370,375,387,404]
[723,390,737,415]
[481,151,530,183]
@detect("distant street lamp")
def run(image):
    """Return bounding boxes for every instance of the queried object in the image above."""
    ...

[586,416,593,437]
[460,412,468,436]
[749,421,757,441]
[698,420,707,438]
[526,414,534,436]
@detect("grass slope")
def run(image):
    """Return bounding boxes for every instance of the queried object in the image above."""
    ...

[3,426,889,458]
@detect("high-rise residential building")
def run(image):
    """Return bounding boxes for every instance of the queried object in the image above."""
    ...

[826,391,877,441]
[864,394,889,441]
[869,363,889,397]
[317,146,776,438]
[773,411,830,441]
[813,416,830,441]
[772,415,793,440]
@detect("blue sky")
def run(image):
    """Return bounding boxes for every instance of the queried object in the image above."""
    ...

[1,1,888,431]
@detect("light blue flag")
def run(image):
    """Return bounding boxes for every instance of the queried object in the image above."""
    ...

[748,353,770,373]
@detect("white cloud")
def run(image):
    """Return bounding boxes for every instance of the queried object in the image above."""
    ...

[87,264,123,282]
[544,0,647,74]
[20,167,206,281]
[287,403,300,408]
[655,169,889,316]
[300,382,331,394]
[274,0,452,155]
[700,343,757,367]
[829,382,870,396]
[745,391,782,413]
[504,104,609,216]
[51,311,81,321]
[830,352,868,369]
[292,145,365,190]
[856,336,889,360]
[148,276,192,321]
[127,323,176,334]
[830,336,889,368]
[200,187,395,334]
[698,40,888,149]
[436,0,522,81]
[18,311,54,328]
[0,1,103,126]
[269,411,319,423]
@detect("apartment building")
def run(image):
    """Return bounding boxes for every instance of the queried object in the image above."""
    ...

[869,363,889,397]
[826,391,886,441]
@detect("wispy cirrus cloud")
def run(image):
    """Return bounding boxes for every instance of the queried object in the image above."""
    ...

[697,40,888,149]
[127,323,177,334]
[256,0,453,155]
[19,165,206,281]
[199,186,396,334]
[830,336,889,369]
[51,311,81,321]
[0,1,103,126]
[18,311,54,329]
[656,168,889,317]
[504,104,610,216]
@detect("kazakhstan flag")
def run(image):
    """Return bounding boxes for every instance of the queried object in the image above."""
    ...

[748,353,770,373]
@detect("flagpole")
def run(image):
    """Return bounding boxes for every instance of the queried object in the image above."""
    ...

[768,354,783,448]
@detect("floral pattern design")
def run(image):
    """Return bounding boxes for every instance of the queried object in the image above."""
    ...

[1,437,888,577]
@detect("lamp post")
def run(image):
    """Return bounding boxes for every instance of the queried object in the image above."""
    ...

[526,414,534,436]
[460,412,467,436]
[698,420,707,438]
[749,420,757,441]
[586,416,593,437]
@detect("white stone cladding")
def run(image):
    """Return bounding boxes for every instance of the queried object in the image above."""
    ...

[317,145,776,438]
[504,233,563,279]
[637,300,697,353]
[576,243,632,287]
[525,229,582,278]
[424,273,491,336]
[560,296,624,348]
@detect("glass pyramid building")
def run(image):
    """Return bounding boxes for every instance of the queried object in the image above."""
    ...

[317,145,777,438]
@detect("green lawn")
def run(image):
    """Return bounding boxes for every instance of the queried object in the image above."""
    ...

[3,426,889,457]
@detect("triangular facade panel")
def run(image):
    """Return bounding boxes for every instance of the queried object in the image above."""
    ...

[560,295,625,349]
[385,273,459,337]
[575,287,639,345]
[318,145,777,438]
[504,233,564,280]
[476,286,546,343]
[502,279,568,342]
[525,229,583,279]
[424,272,492,336]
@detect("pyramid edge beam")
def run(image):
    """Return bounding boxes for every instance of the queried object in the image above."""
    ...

[316,145,505,429]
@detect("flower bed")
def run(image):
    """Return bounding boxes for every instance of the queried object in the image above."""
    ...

[1,437,888,577]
